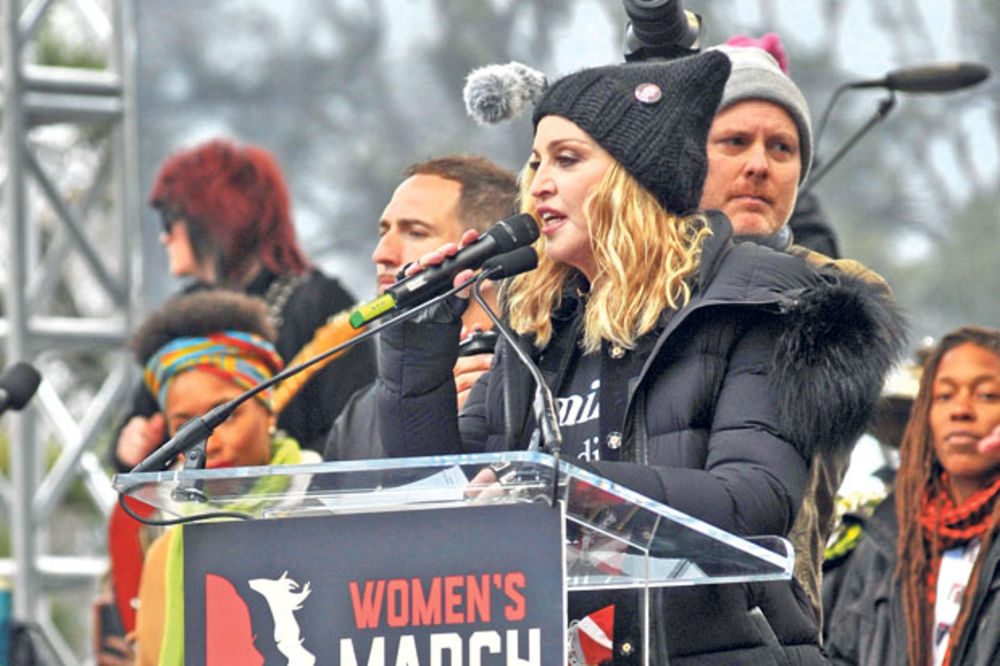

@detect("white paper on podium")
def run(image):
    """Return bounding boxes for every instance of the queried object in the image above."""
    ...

[317,464,469,510]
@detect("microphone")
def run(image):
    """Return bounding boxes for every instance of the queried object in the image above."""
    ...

[480,245,539,278]
[0,361,41,414]
[806,61,990,194]
[848,62,990,93]
[130,401,227,474]
[348,213,539,329]
[454,249,539,357]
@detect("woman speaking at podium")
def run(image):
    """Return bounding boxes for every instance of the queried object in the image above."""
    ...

[375,50,904,664]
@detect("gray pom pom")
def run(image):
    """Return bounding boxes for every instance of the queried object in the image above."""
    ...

[463,62,548,125]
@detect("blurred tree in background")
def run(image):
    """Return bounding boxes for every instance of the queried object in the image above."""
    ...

[136,0,999,350]
[135,0,590,304]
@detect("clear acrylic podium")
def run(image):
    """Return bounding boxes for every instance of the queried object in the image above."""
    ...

[114,451,793,665]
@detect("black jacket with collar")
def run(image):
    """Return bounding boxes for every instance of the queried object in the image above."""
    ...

[375,211,904,663]
[824,493,1000,666]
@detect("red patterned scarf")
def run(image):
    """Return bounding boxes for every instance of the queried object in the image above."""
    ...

[920,473,1000,603]
[918,473,1000,664]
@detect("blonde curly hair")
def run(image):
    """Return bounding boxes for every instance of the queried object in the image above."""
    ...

[505,159,711,353]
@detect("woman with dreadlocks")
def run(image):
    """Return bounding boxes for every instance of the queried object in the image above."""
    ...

[825,326,1000,665]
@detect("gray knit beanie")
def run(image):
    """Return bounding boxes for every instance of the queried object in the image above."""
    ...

[711,45,813,183]
[464,50,732,215]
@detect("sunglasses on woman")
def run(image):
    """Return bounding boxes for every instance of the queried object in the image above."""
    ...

[158,210,184,235]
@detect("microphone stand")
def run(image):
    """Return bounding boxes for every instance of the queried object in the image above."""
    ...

[802,84,896,195]
[171,441,208,503]
[805,61,989,195]
[472,270,563,507]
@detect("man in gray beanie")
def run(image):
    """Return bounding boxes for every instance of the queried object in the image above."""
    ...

[701,43,893,639]
[700,44,813,240]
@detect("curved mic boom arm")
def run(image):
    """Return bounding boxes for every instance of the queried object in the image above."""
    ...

[471,268,562,456]
[804,60,989,194]
[803,86,896,195]
[472,266,563,505]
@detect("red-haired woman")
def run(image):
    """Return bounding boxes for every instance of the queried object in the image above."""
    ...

[826,326,1000,665]
[113,138,375,468]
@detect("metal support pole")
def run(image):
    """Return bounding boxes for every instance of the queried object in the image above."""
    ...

[2,0,41,621]
[1,1,140,661]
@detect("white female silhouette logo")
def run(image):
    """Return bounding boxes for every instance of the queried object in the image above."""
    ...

[248,571,316,666]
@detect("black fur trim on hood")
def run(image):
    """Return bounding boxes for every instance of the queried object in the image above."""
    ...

[770,275,907,457]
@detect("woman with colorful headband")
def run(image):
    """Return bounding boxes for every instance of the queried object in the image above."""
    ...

[127,290,319,666]
[826,326,1000,666]
[375,50,905,663]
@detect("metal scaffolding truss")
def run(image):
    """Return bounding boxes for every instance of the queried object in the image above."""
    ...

[1,0,139,662]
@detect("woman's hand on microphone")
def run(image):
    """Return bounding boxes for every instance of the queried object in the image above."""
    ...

[404,229,482,296]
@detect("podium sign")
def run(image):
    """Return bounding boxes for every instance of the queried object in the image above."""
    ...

[116,452,794,666]
[183,502,565,665]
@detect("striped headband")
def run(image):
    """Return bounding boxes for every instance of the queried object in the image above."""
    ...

[144,331,284,411]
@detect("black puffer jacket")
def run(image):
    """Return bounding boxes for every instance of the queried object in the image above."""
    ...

[376,212,904,663]
[824,493,1000,666]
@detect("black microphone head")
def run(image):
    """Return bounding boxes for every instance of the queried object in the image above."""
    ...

[884,62,990,93]
[482,246,539,279]
[0,361,41,410]
[487,213,540,252]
